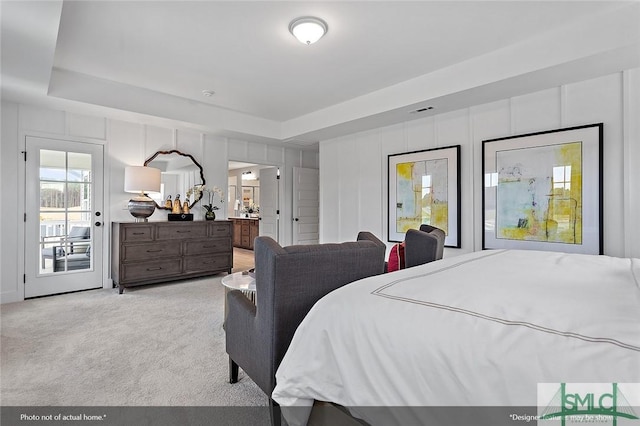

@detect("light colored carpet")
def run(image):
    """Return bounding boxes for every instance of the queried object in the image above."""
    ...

[0,276,267,409]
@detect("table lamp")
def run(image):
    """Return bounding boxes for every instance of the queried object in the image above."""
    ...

[124,166,161,222]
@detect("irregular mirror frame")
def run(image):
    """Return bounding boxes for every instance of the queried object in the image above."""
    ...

[144,150,205,210]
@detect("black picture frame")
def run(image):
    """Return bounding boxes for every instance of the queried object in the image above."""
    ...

[482,123,603,254]
[388,145,461,247]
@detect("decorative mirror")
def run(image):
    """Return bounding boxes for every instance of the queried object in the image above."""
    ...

[144,150,205,210]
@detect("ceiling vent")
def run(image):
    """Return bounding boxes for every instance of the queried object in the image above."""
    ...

[410,106,434,114]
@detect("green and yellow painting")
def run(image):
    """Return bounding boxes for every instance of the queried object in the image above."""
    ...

[395,159,448,234]
[496,141,582,244]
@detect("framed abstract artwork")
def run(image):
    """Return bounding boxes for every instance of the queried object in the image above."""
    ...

[388,145,461,247]
[482,123,603,254]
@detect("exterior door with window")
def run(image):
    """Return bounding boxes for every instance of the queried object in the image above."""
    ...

[24,136,104,298]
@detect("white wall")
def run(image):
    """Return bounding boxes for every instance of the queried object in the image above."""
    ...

[0,102,318,303]
[319,69,640,259]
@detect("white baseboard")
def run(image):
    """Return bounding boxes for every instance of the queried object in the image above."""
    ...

[1,290,23,304]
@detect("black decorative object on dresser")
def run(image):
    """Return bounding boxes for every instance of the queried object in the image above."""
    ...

[111,221,233,294]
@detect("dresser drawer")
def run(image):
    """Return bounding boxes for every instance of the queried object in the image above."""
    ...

[209,222,231,237]
[157,223,207,240]
[184,254,232,274]
[241,236,251,247]
[184,238,232,256]
[121,242,181,262]
[121,259,182,282]
[121,225,154,242]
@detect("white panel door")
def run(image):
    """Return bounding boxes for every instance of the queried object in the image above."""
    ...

[25,137,104,298]
[293,167,319,245]
[258,167,279,241]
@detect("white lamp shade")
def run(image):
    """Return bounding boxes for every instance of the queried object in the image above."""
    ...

[124,166,161,193]
[289,17,327,45]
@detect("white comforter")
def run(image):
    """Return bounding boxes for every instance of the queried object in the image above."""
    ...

[272,250,640,425]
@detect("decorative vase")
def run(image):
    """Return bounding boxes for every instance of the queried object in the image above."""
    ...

[205,211,216,221]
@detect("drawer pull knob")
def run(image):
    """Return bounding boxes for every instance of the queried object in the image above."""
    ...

[203,245,217,248]
[133,232,146,235]
[177,231,191,233]
[146,267,162,271]
[146,249,163,253]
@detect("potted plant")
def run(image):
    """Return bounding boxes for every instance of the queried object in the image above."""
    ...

[187,185,224,220]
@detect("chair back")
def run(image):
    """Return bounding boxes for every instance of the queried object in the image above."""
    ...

[68,226,90,239]
[419,224,445,260]
[225,233,386,396]
[404,225,445,268]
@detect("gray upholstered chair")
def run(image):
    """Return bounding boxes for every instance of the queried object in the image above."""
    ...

[225,232,386,426]
[404,224,445,268]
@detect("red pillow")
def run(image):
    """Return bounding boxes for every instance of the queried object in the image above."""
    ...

[387,242,405,272]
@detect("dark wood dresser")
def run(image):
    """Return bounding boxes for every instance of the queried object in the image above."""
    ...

[111,221,233,293]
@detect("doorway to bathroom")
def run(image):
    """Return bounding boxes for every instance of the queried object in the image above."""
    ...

[228,162,280,244]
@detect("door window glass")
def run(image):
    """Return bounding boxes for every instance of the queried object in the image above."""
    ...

[39,149,92,274]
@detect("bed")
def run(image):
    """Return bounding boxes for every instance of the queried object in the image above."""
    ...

[272,249,640,426]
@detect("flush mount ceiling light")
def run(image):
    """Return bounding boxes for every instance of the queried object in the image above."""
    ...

[289,17,328,45]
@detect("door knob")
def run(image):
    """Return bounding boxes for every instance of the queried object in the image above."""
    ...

[95,222,102,227]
